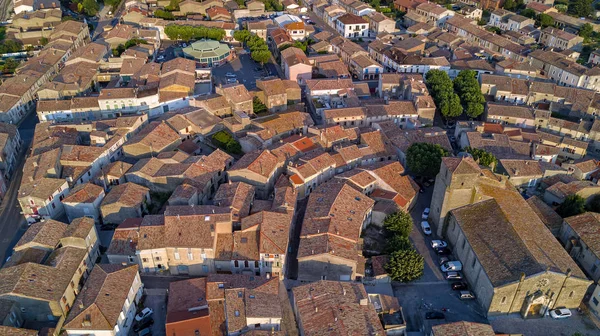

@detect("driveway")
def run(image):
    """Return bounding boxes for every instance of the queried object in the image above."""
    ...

[391,183,488,333]
[132,289,167,336]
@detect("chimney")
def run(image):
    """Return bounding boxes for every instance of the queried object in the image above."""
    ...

[359,298,368,306]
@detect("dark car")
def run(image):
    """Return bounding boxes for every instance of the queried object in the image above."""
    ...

[425,311,445,320]
[452,282,468,290]
[435,247,451,255]
[133,319,154,332]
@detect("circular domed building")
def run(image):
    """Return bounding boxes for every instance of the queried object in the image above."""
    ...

[182,39,233,67]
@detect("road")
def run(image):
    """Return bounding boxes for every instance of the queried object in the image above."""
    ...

[391,183,488,333]
[0,0,12,21]
[0,111,38,266]
[285,197,308,280]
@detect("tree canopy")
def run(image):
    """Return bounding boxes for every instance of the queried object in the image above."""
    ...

[81,0,99,16]
[385,235,413,254]
[164,25,225,41]
[586,194,600,213]
[383,211,413,237]
[233,29,251,43]
[154,9,175,20]
[426,69,462,119]
[464,147,496,167]
[253,97,267,114]
[569,0,592,17]
[406,142,450,178]
[520,8,536,18]
[453,70,485,119]
[538,14,554,28]
[556,194,586,218]
[579,23,593,41]
[385,249,425,282]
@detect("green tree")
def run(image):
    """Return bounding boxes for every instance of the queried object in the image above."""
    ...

[538,13,554,28]
[464,147,497,167]
[251,49,271,64]
[82,0,99,16]
[112,44,125,56]
[579,23,593,41]
[104,0,121,11]
[556,194,586,218]
[503,0,516,10]
[586,194,600,213]
[385,235,413,254]
[0,58,20,74]
[226,140,242,155]
[453,70,485,119]
[154,9,175,20]
[253,97,267,114]
[39,37,49,46]
[520,8,536,18]
[165,0,179,11]
[406,142,450,178]
[569,0,592,17]
[124,38,148,49]
[385,249,424,282]
[426,69,463,119]
[233,29,251,43]
[0,39,22,54]
[383,211,413,237]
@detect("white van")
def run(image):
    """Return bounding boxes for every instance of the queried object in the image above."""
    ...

[441,261,463,272]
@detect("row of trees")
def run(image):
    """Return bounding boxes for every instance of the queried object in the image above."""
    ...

[383,212,424,282]
[154,9,175,20]
[425,69,485,120]
[233,29,271,64]
[164,25,226,41]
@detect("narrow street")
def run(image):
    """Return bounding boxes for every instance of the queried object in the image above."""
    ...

[0,111,38,266]
[285,197,308,280]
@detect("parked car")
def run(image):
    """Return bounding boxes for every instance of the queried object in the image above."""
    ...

[133,319,154,332]
[225,73,236,78]
[226,78,237,83]
[422,207,430,219]
[135,308,153,322]
[431,240,447,249]
[301,15,309,19]
[439,256,449,265]
[421,221,431,235]
[459,291,476,300]
[435,247,451,255]
[425,311,445,320]
[441,261,463,272]
[307,20,315,24]
[550,308,572,319]
[445,271,462,280]
[156,55,165,61]
[451,282,468,290]
[138,328,152,336]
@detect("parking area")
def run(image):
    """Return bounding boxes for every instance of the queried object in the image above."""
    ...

[211,53,276,90]
[130,289,167,336]
[392,185,488,333]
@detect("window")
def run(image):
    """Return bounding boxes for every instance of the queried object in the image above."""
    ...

[201,253,207,259]
[174,249,180,260]
[501,296,506,304]
[155,256,161,261]
[142,258,148,263]
[218,283,224,289]
[569,291,574,298]
[235,310,240,317]
[188,248,194,260]
[594,297,599,306]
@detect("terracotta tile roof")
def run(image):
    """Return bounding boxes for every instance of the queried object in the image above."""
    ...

[371,255,389,277]
[546,181,598,200]
[431,321,495,336]
[241,210,292,254]
[499,159,543,178]
[15,219,67,250]
[443,157,481,175]
[166,278,208,323]
[124,121,181,152]
[337,13,367,25]
[107,219,141,256]
[230,150,281,179]
[214,182,255,219]
[0,326,39,335]
[64,265,139,331]
[19,177,66,200]
[292,280,385,335]
[101,182,149,208]
[574,159,598,173]
[526,196,562,233]
[300,179,374,242]
[280,47,310,66]
[64,217,95,240]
